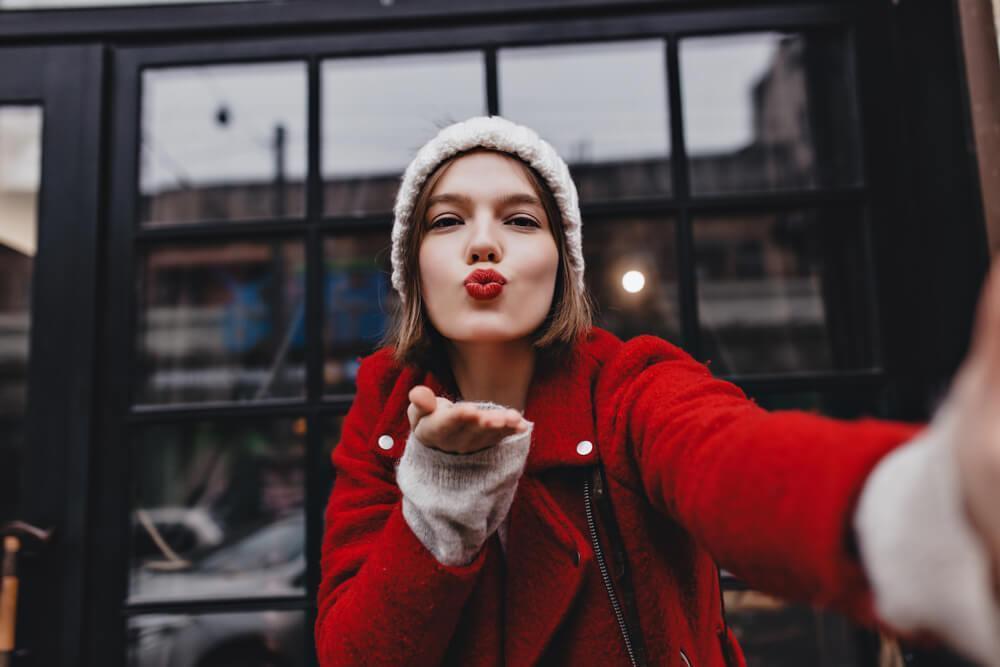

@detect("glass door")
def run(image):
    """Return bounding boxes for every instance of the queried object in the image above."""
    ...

[0,46,102,667]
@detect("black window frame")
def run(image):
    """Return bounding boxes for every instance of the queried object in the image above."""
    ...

[74,2,991,666]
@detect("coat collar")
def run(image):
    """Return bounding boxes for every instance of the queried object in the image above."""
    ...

[373,327,622,473]
[403,330,617,474]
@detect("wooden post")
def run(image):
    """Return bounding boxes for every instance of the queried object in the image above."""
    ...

[0,536,21,667]
[958,0,1000,255]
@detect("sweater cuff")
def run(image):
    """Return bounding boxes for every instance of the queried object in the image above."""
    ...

[854,405,1000,666]
[396,406,532,567]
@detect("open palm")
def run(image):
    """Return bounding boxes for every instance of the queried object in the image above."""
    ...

[407,385,531,455]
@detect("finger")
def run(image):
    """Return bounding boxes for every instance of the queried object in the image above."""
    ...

[474,408,513,429]
[507,409,529,430]
[408,385,438,418]
[494,409,532,433]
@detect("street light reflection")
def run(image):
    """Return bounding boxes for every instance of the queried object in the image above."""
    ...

[622,269,646,294]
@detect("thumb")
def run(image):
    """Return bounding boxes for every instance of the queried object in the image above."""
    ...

[407,385,438,428]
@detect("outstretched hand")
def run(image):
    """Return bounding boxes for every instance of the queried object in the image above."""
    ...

[407,385,532,455]
[951,258,1000,584]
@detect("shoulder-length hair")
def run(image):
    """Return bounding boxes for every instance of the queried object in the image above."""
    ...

[380,148,594,389]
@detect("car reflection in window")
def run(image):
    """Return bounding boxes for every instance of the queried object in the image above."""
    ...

[132,510,305,602]
[128,511,306,667]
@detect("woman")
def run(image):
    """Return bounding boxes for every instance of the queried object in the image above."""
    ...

[315,116,1000,666]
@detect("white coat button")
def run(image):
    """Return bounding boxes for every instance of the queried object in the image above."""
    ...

[377,435,394,450]
[576,440,593,456]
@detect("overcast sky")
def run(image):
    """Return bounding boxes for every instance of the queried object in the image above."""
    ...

[2,29,780,195]
[139,35,777,193]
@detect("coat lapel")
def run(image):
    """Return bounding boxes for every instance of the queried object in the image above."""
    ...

[502,476,593,666]
[502,345,604,665]
[369,333,622,666]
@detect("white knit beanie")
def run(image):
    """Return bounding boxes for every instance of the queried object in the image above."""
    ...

[390,115,585,304]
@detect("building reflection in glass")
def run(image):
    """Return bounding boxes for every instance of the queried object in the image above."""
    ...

[681,31,861,196]
[693,209,874,376]
[136,241,306,405]
[583,216,682,344]
[140,62,307,226]
[0,106,41,523]
[323,232,395,394]
[129,419,306,604]
[498,39,672,202]
[126,34,872,389]
[322,51,486,217]
[127,609,305,666]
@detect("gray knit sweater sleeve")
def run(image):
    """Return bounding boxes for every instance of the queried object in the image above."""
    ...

[395,402,532,567]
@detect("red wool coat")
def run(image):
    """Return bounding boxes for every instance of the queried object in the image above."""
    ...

[315,327,923,666]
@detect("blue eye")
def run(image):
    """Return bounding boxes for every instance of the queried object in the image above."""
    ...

[507,217,541,228]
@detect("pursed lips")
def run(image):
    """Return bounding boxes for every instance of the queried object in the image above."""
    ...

[464,268,507,300]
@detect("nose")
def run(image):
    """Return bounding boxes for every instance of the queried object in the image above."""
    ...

[467,217,501,265]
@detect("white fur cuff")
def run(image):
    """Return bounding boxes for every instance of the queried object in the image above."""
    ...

[854,408,1000,666]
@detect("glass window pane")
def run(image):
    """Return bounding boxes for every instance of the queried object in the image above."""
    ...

[752,389,888,419]
[322,52,486,217]
[127,609,306,666]
[499,40,671,202]
[0,106,41,523]
[584,216,681,343]
[693,209,874,376]
[323,232,395,395]
[129,419,306,604]
[681,31,861,195]
[141,62,306,226]
[724,589,860,667]
[136,240,305,405]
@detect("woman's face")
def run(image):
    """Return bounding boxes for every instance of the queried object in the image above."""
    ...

[418,150,560,345]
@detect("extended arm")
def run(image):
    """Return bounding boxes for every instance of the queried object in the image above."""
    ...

[608,338,920,622]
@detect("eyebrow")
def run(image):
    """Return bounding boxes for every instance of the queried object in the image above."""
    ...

[426,192,543,210]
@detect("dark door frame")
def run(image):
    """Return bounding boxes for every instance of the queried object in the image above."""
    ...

[0,45,103,667]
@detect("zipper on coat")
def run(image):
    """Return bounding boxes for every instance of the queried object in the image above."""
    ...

[583,475,640,667]
[680,649,693,667]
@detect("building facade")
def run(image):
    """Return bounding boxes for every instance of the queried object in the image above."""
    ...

[0,0,994,665]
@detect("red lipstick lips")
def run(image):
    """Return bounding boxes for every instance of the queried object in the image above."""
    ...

[464,268,507,300]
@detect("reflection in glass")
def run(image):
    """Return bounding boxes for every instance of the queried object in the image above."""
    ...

[141,62,307,225]
[322,52,486,216]
[583,217,681,343]
[499,40,671,202]
[681,32,861,195]
[6,0,247,7]
[751,390,886,420]
[0,106,41,523]
[323,232,395,394]
[693,209,873,376]
[723,589,858,667]
[136,241,305,405]
[127,609,305,667]
[129,419,306,603]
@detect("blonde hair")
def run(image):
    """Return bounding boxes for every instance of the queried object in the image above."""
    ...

[380,148,593,386]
